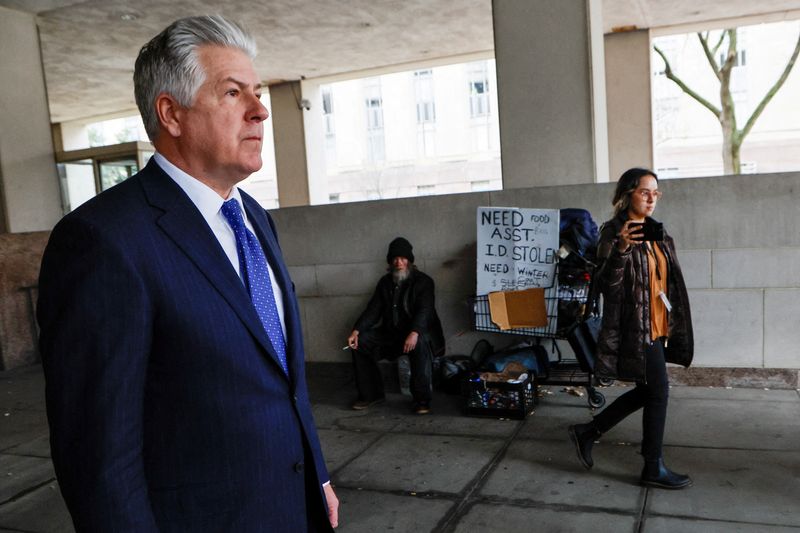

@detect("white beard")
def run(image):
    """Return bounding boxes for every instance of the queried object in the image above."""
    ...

[392,267,410,284]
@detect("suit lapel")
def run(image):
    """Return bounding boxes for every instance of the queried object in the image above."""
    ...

[138,161,288,379]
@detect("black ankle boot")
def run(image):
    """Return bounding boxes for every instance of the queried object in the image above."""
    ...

[568,423,600,470]
[640,458,692,489]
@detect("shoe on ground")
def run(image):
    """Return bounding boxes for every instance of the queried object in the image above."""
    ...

[640,458,693,489]
[351,397,385,411]
[413,402,431,415]
[568,423,600,470]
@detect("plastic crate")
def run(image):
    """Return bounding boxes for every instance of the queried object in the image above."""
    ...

[465,372,537,420]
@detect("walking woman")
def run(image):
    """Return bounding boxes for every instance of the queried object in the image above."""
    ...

[569,168,694,489]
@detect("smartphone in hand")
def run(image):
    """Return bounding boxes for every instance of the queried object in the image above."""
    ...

[630,221,664,241]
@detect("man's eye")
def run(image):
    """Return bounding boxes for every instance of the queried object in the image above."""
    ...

[226,89,239,96]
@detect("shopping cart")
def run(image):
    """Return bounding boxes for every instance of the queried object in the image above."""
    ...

[468,267,606,409]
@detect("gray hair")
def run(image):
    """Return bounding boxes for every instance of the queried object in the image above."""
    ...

[134,15,257,141]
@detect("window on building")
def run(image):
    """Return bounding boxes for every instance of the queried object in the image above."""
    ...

[417,184,436,196]
[322,87,335,135]
[470,180,492,192]
[364,79,386,163]
[719,49,747,67]
[366,98,384,130]
[414,70,436,123]
[414,69,437,157]
[468,62,490,118]
[328,193,340,203]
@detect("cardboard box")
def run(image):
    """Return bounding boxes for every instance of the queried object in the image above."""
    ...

[487,288,548,330]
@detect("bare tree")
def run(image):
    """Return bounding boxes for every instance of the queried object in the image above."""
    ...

[655,29,800,174]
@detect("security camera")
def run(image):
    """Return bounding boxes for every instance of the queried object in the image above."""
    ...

[300,99,311,110]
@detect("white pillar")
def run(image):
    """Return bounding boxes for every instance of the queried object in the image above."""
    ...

[492,0,609,187]
[0,6,62,232]
[269,81,311,207]
[300,80,329,205]
[605,29,654,180]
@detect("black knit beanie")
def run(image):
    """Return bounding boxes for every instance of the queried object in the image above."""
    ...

[386,237,414,264]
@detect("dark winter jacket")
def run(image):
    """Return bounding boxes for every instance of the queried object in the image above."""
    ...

[354,269,445,355]
[594,213,693,382]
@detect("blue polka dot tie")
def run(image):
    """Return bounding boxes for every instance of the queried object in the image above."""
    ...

[221,198,288,375]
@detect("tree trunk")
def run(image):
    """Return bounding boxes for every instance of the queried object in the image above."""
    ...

[719,30,739,174]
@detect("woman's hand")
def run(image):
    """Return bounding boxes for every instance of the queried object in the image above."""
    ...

[617,220,643,252]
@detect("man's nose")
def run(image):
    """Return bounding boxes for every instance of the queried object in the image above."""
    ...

[249,95,269,122]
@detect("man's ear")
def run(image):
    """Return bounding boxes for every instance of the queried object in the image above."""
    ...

[155,93,183,138]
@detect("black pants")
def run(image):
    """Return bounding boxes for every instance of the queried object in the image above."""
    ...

[591,338,669,460]
[352,329,434,403]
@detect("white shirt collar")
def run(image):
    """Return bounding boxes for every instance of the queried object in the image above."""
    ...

[153,152,246,223]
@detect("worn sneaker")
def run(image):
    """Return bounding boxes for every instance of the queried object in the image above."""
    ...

[351,397,385,411]
[413,402,431,415]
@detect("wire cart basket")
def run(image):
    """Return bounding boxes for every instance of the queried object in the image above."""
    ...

[468,267,606,409]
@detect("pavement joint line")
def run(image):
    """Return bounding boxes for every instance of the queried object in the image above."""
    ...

[643,510,800,529]
[433,419,526,533]
[635,485,650,533]
[0,450,50,459]
[327,417,517,441]
[328,431,385,481]
[327,485,462,501]
[659,444,800,453]
[0,477,56,507]
[0,526,38,533]
[450,494,645,518]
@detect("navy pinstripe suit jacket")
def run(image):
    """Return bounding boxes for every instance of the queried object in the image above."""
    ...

[38,159,331,532]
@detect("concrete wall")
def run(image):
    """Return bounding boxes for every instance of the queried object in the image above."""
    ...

[0,232,49,370]
[0,7,62,233]
[270,171,800,375]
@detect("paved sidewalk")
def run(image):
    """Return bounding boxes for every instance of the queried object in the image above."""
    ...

[1,364,799,532]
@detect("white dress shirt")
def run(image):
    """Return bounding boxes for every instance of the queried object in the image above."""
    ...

[153,153,286,339]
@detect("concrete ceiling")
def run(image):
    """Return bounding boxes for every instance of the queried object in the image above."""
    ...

[2,0,800,123]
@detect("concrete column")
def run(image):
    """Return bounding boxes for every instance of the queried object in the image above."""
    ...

[300,80,329,206]
[492,0,609,187]
[269,81,311,207]
[605,29,654,180]
[0,6,62,233]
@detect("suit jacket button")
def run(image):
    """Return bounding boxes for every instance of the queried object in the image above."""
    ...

[294,462,304,473]
[293,395,298,402]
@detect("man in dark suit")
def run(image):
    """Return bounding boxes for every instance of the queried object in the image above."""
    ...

[347,237,445,415]
[37,15,338,532]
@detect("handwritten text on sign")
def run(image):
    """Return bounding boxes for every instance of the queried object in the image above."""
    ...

[476,207,559,295]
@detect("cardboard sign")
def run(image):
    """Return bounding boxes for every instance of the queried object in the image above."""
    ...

[476,207,560,295]
[488,288,547,330]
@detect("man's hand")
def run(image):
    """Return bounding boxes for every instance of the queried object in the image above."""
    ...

[323,483,339,528]
[403,331,419,353]
[347,330,359,350]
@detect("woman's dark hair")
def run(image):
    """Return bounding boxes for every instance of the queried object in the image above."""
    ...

[612,167,658,216]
